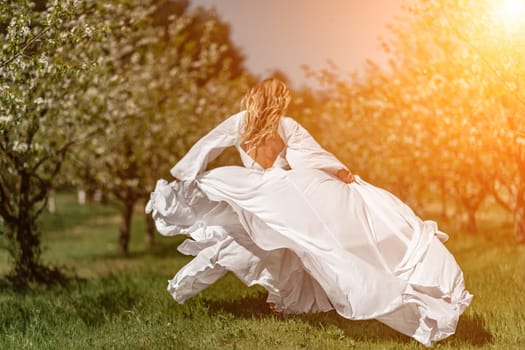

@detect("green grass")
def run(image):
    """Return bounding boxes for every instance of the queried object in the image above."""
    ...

[0,191,524,349]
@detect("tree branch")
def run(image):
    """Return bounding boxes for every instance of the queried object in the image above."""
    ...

[29,146,67,205]
[34,194,49,219]
[489,181,514,213]
[0,188,16,224]
[0,26,50,68]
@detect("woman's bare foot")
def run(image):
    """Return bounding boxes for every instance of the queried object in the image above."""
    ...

[268,303,283,318]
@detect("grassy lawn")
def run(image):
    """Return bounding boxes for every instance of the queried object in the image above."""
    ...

[0,191,524,349]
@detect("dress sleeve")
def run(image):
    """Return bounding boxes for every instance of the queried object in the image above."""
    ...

[170,111,244,181]
[283,117,348,175]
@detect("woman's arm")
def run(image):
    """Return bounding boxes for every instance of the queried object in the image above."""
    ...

[170,111,244,181]
[283,117,354,182]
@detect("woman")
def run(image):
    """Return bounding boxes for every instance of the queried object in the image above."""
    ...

[146,78,472,346]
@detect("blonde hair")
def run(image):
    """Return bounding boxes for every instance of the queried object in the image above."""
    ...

[240,78,291,152]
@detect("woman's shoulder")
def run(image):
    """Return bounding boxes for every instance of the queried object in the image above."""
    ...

[281,116,306,133]
[216,110,247,130]
[226,110,247,123]
[281,115,299,127]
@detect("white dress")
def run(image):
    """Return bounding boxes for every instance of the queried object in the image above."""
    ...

[146,111,472,347]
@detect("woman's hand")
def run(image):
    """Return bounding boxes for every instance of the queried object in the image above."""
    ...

[336,169,355,184]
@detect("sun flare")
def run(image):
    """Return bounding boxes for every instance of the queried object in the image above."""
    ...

[498,0,525,21]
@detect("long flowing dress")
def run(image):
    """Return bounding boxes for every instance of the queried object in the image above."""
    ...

[145,111,472,346]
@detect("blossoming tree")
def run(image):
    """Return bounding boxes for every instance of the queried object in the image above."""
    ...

[0,0,114,284]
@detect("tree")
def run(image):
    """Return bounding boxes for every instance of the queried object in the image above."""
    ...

[381,0,525,239]
[313,0,525,240]
[68,0,249,254]
[0,0,114,284]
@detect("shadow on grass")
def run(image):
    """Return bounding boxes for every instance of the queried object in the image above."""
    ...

[0,264,85,293]
[203,292,409,343]
[203,291,270,319]
[203,292,494,347]
[442,312,494,347]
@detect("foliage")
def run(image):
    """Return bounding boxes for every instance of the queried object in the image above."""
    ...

[0,0,114,284]
[0,0,249,283]
[64,0,249,254]
[308,0,525,240]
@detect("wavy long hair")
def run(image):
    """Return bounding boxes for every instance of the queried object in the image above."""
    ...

[240,78,291,152]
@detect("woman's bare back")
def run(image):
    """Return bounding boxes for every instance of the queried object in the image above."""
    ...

[245,134,285,169]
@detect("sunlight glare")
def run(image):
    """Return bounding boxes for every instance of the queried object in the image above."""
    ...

[492,0,525,35]
[499,0,525,21]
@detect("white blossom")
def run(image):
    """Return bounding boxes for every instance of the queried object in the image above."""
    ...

[0,116,12,123]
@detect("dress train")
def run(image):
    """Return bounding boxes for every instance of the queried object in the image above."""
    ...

[146,165,472,346]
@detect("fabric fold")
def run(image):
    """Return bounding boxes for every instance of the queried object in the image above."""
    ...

[146,166,472,346]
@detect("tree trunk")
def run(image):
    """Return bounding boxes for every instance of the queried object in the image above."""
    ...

[463,197,483,235]
[13,218,41,282]
[10,173,42,284]
[465,209,477,235]
[145,214,155,248]
[94,189,103,203]
[119,201,135,255]
[514,180,525,244]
